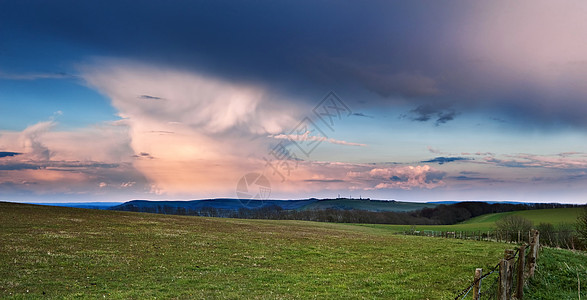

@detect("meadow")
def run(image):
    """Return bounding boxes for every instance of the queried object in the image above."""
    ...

[1,202,585,299]
[351,207,584,233]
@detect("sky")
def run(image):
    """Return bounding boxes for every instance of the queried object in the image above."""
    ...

[1,1,587,203]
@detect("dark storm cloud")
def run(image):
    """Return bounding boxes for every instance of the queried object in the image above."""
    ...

[309,57,441,99]
[138,95,165,101]
[304,179,345,183]
[435,110,458,125]
[352,113,374,119]
[3,1,587,129]
[421,157,472,165]
[408,104,459,125]
[451,175,489,181]
[0,1,459,103]
[0,161,119,171]
[132,152,154,159]
[460,171,481,175]
[0,72,75,80]
[0,163,40,171]
[0,152,21,158]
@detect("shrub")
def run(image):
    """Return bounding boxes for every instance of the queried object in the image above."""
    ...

[536,222,555,246]
[495,215,533,242]
[576,207,587,246]
[555,223,577,249]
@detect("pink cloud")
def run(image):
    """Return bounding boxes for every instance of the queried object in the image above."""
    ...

[80,60,306,197]
[360,165,445,190]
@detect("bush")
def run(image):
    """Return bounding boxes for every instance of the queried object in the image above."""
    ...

[576,207,587,245]
[537,222,555,245]
[495,215,533,242]
[556,223,576,249]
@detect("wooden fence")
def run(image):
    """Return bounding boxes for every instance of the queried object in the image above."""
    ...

[405,228,576,249]
[455,230,540,299]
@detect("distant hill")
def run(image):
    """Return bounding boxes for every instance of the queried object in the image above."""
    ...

[110,198,317,212]
[300,199,436,212]
[427,200,541,205]
[460,207,584,228]
[110,198,437,214]
[364,207,587,233]
[25,202,123,210]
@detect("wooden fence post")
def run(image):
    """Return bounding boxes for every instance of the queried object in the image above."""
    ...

[526,230,540,278]
[506,250,514,299]
[499,249,515,300]
[499,258,507,300]
[473,268,482,300]
[516,244,526,299]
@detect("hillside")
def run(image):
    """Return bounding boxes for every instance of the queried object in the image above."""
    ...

[2,202,585,298]
[110,198,318,212]
[1,201,511,299]
[352,207,585,233]
[460,207,584,227]
[300,199,436,212]
[27,202,123,209]
[110,198,437,213]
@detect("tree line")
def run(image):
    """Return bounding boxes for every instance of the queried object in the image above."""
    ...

[113,201,580,226]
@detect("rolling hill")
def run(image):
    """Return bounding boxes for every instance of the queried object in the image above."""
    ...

[109,198,438,213]
[0,201,511,299]
[299,198,436,212]
[351,207,585,233]
[460,207,584,227]
[1,202,584,299]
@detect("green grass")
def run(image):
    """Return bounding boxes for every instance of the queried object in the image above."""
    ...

[300,199,436,212]
[1,202,584,299]
[461,207,583,227]
[1,202,511,299]
[351,207,585,233]
[525,247,587,299]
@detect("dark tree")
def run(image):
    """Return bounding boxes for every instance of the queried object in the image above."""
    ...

[576,207,587,246]
[495,215,533,242]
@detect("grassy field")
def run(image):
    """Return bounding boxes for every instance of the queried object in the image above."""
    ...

[300,199,437,212]
[460,207,583,227]
[351,207,585,233]
[1,202,513,299]
[525,247,587,299]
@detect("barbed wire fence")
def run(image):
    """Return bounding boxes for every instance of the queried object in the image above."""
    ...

[454,230,540,300]
[404,227,574,249]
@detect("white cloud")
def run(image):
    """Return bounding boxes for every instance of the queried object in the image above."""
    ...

[347,165,446,190]
[82,60,298,135]
[0,118,149,198]
[80,60,303,196]
[19,120,55,160]
[270,132,366,147]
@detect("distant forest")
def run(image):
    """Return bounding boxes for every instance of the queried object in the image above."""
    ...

[111,201,579,225]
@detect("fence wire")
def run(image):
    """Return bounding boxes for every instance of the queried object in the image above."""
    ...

[454,247,525,300]
[404,229,578,250]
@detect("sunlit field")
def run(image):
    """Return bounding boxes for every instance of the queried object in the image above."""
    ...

[1,202,511,299]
